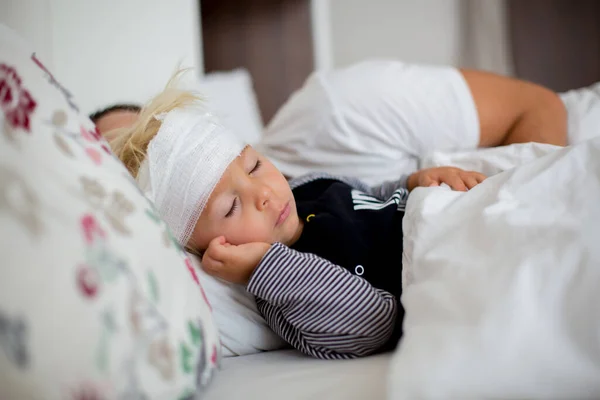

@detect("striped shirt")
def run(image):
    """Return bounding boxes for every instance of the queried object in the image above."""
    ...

[246,173,409,360]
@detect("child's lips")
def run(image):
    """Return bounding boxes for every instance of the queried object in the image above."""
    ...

[276,202,291,227]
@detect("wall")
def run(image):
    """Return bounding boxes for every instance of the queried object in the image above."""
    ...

[1,0,55,66]
[326,0,464,68]
[2,0,489,114]
[1,0,202,115]
[310,0,333,71]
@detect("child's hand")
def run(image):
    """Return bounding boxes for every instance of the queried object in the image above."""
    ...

[407,167,486,192]
[201,236,271,285]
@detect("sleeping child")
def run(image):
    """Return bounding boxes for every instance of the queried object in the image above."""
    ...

[110,79,486,360]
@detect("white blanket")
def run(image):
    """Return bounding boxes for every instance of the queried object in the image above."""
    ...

[390,138,600,399]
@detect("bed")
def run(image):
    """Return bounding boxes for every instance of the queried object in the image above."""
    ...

[204,350,391,399]
[3,21,600,399]
[197,80,600,400]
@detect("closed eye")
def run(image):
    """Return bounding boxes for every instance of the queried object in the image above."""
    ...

[225,198,238,218]
[250,159,262,175]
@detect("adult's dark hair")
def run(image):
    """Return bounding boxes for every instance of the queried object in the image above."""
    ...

[89,103,142,123]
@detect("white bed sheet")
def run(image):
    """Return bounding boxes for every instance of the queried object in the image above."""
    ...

[390,138,600,399]
[202,350,391,400]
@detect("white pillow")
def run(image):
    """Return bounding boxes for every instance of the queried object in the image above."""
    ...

[193,68,263,145]
[560,81,600,145]
[0,24,220,400]
[188,255,288,357]
[390,138,600,399]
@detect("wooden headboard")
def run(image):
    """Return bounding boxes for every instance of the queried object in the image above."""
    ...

[507,0,600,92]
[200,0,314,126]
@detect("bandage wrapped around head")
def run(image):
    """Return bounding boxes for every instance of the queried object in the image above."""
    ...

[136,108,245,246]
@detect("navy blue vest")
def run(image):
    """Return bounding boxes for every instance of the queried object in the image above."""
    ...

[291,178,405,301]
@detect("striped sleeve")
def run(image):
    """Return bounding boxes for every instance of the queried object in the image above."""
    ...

[247,242,398,360]
[367,176,410,200]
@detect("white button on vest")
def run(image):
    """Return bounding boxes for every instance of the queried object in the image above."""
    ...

[355,265,364,276]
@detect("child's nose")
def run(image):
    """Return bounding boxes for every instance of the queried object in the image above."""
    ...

[255,186,271,211]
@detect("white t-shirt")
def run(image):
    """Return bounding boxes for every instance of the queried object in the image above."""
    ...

[258,60,480,185]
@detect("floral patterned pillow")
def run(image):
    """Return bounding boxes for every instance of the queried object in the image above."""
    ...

[0,24,220,400]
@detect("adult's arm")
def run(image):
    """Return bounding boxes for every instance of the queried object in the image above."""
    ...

[460,69,568,147]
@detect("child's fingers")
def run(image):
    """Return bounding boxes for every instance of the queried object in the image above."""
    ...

[201,251,224,275]
[475,172,487,183]
[207,235,227,249]
[446,176,468,191]
[422,176,438,187]
[204,236,230,264]
[212,239,237,261]
[464,176,480,190]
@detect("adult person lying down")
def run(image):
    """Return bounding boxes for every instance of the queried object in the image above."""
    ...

[90,103,141,141]
[110,77,487,360]
[258,60,569,185]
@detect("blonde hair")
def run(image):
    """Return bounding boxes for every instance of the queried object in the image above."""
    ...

[109,70,202,179]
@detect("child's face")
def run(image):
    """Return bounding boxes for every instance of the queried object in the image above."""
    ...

[190,146,302,250]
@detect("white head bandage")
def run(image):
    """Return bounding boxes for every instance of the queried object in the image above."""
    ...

[136,108,245,246]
